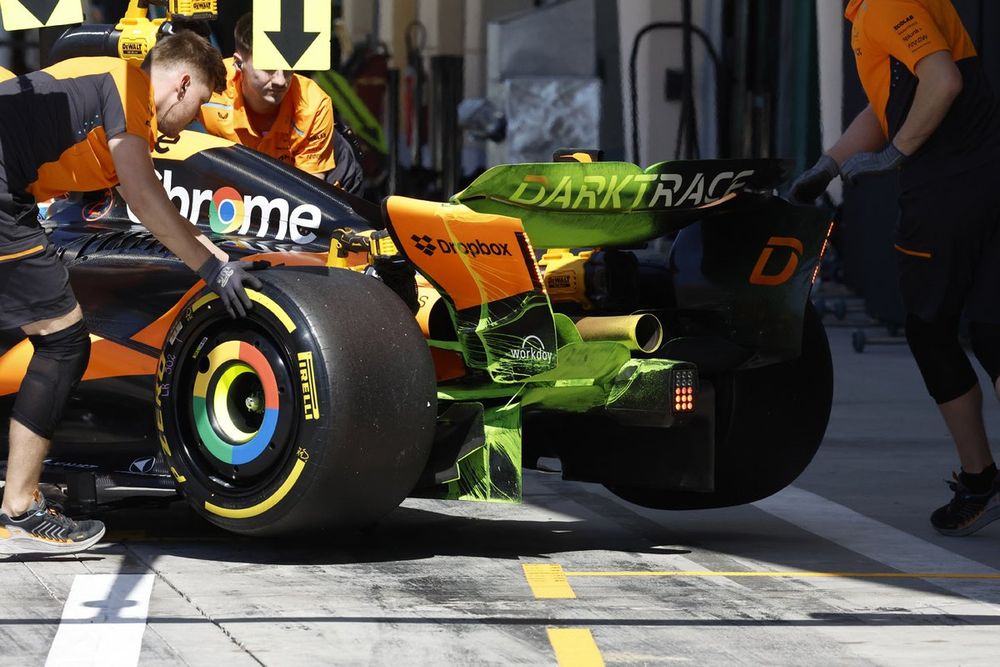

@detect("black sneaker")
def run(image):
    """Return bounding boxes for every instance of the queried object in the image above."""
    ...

[930,474,1000,536]
[0,491,105,555]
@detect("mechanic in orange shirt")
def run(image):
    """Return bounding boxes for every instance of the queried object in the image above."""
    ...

[0,32,262,556]
[198,13,363,194]
[791,1,1000,535]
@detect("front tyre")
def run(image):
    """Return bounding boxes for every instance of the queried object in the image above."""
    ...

[156,268,436,536]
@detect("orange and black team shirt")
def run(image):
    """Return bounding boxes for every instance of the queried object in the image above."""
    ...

[846,0,1000,188]
[0,57,156,205]
[198,58,336,175]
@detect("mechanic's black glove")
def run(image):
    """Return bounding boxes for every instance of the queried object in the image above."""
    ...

[326,127,365,195]
[840,143,907,183]
[789,154,839,204]
[197,257,263,319]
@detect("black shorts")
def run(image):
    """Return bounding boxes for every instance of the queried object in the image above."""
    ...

[0,190,78,330]
[896,161,1000,324]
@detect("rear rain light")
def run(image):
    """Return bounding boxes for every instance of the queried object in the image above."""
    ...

[672,368,697,414]
[514,231,546,292]
[811,221,835,285]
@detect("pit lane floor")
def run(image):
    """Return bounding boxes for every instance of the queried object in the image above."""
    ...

[4,310,1000,666]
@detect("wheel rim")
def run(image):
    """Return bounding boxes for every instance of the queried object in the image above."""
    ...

[193,340,279,465]
[171,318,300,494]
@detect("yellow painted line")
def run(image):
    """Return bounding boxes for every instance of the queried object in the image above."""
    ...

[522,564,576,599]
[547,628,605,667]
[563,571,1000,580]
[205,457,306,519]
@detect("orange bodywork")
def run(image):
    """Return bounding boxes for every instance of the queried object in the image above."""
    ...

[430,348,466,382]
[0,246,456,394]
[385,197,536,311]
[0,337,157,397]
[0,278,212,397]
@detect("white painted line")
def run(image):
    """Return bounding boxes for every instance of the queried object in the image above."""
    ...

[46,574,155,667]
[754,486,1000,605]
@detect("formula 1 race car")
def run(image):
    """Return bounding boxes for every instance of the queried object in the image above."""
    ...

[0,130,834,536]
[0,18,834,538]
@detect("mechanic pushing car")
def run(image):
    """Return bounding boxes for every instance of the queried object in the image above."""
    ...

[198,12,364,194]
[0,31,263,555]
[791,0,1000,535]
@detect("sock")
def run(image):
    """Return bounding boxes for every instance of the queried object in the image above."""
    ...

[960,463,998,494]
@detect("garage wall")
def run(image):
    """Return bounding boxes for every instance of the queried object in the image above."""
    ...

[617,0,719,165]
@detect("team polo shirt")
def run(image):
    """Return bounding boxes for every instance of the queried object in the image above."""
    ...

[0,57,157,203]
[198,58,336,175]
[846,0,1000,189]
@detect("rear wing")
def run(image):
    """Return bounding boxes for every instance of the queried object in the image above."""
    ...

[451,159,789,248]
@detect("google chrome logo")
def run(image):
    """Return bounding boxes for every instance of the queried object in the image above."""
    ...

[209,186,245,234]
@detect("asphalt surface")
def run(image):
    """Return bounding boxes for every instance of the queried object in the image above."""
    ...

[4,302,1000,666]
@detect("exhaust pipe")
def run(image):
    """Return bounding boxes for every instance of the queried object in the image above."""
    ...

[574,313,664,353]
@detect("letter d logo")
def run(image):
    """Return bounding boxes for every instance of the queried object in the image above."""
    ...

[750,236,803,286]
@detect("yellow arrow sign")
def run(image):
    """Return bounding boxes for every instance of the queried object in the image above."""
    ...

[0,0,82,30]
[252,0,330,71]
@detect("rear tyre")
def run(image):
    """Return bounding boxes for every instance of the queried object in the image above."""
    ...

[156,268,436,536]
[607,303,832,509]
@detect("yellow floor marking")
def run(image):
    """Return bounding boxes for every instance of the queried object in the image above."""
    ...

[547,628,605,667]
[522,563,577,599]
[563,571,1000,580]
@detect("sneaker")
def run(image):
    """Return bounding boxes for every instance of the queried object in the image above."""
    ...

[930,474,1000,536]
[0,491,105,555]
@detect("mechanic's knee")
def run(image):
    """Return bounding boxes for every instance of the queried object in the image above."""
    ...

[904,313,977,404]
[12,321,91,439]
[970,321,1000,387]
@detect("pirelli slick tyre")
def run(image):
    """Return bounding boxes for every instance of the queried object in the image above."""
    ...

[607,303,832,509]
[155,267,436,536]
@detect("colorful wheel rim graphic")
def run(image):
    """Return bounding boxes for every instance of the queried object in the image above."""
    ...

[193,340,279,465]
[209,186,244,234]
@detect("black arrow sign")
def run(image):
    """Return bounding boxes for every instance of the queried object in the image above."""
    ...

[263,0,321,70]
[21,0,62,25]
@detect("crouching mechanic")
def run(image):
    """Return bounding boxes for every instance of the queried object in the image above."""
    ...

[198,12,364,194]
[0,32,263,555]
[790,0,1000,535]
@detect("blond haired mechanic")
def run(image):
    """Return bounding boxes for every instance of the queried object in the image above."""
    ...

[0,32,263,555]
[791,1,1000,535]
[198,12,363,193]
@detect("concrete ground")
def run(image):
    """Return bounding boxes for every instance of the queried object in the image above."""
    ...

[4,304,1000,666]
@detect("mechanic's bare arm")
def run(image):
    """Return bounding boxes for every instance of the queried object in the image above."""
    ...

[826,105,885,167]
[192,230,228,260]
[892,50,963,155]
[110,133,228,268]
